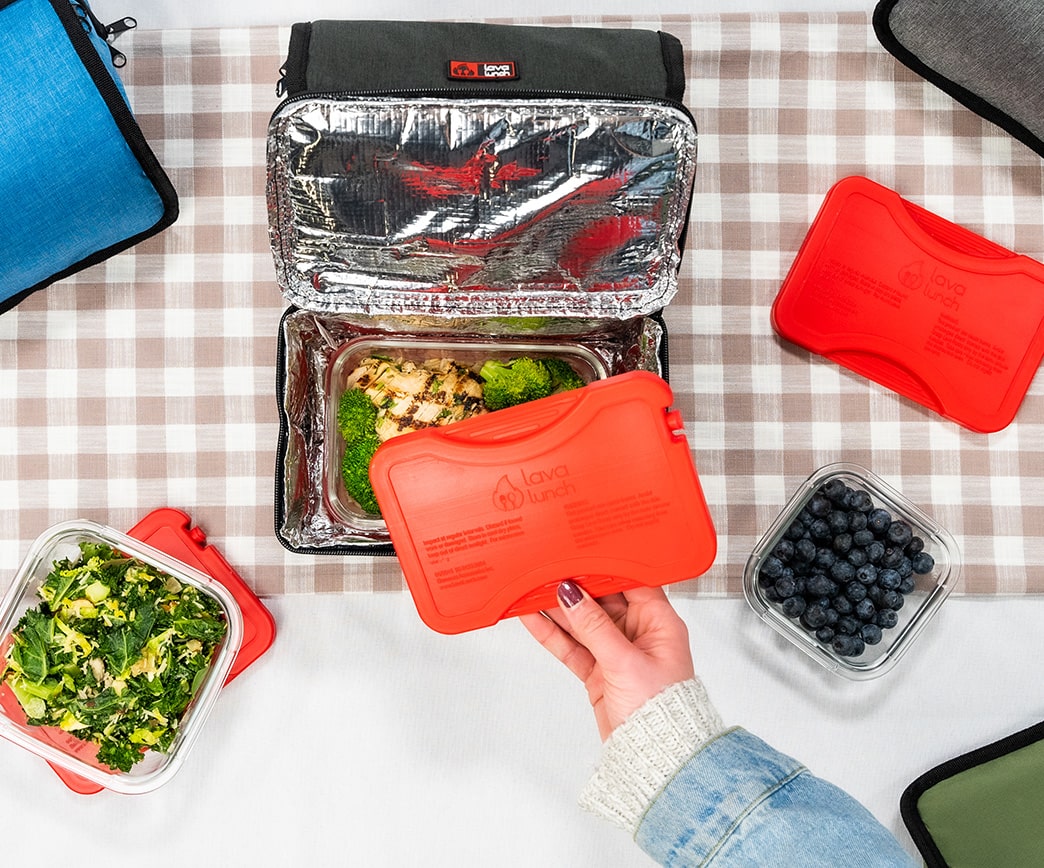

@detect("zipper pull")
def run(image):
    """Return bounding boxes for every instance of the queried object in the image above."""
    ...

[73,0,137,68]
[104,17,137,40]
[102,17,136,67]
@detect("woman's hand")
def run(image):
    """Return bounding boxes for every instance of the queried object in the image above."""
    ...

[520,581,695,741]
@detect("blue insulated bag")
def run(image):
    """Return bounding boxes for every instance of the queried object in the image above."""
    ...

[0,0,177,313]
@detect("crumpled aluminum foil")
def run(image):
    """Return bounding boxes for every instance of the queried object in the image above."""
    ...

[276,312,665,549]
[267,97,697,324]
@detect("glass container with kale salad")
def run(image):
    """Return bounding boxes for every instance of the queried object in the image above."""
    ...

[0,522,243,793]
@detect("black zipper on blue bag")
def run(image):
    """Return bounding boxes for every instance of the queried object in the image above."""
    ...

[69,0,136,67]
[52,0,177,215]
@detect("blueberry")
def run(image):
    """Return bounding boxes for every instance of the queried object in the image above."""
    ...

[832,533,853,555]
[815,549,837,570]
[896,557,914,579]
[821,479,848,503]
[833,596,854,615]
[848,511,868,532]
[860,623,883,645]
[800,603,830,630]
[877,568,901,590]
[832,634,865,657]
[828,511,850,535]
[795,538,817,562]
[837,616,860,635]
[774,576,797,599]
[772,539,795,562]
[846,490,873,512]
[844,581,867,602]
[867,509,892,535]
[866,541,886,564]
[809,519,832,540]
[808,494,832,516]
[760,556,783,582]
[831,635,855,656]
[806,574,838,598]
[855,563,878,585]
[880,546,904,569]
[911,552,935,574]
[876,609,899,629]
[881,589,904,610]
[815,627,836,643]
[905,536,925,556]
[852,529,874,547]
[898,576,916,595]
[784,521,806,541]
[887,520,914,548]
[866,585,885,605]
[781,595,806,618]
[854,598,877,622]
[846,548,868,568]
[830,561,856,583]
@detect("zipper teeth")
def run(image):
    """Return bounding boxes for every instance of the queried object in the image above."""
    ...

[272,88,696,126]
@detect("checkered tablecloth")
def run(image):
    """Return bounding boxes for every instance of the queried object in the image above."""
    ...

[2,13,1042,596]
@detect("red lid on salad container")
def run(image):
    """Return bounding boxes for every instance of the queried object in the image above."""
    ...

[45,509,275,794]
[772,176,1044,433]
[369,371,717,634]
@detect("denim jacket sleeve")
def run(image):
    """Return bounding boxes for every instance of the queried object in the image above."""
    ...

[577,680,917,867]
[636,727,918,867]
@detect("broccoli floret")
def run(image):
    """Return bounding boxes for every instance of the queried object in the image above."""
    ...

[341,432,382,515]
[337,389,378,442]
[542,358,585,393]
[478,358,554,410]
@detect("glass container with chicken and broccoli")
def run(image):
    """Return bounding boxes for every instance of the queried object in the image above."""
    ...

[323,337,608,528]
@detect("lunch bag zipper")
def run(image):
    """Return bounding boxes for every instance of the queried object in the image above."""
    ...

[272,85,697,130]
[69,0,136,67]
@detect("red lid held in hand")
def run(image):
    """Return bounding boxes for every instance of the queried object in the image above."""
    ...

[369,371,717,634]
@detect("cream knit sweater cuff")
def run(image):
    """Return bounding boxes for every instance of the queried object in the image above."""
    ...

[577,678,726,836]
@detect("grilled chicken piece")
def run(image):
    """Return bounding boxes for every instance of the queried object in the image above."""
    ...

[344,356,486,440]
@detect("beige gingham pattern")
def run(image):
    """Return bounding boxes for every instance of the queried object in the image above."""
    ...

[1,14,1042,596]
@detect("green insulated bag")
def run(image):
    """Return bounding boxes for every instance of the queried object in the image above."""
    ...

[901,719,1044,867]
[0,0,178,313]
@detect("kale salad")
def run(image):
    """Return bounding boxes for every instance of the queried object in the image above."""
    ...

[1,542,228,773]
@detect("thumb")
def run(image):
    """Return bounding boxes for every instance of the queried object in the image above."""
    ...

[557,580,633,662]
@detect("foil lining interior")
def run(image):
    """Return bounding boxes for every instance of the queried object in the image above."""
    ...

[267,97,697,323]
[277,312,665,549]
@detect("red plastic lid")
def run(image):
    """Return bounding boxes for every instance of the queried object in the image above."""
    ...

[772,176,1044,433]
[47,509,276,794]
[369,371,717,634]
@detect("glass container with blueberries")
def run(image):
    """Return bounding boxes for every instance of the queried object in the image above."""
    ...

[743,463,960,680]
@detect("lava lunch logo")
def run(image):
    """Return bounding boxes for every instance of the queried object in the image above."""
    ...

[492,465,576,512]
[898,260,967,311]
[448,60,518,81]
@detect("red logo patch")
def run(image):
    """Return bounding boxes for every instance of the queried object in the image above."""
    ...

[448,60,518,81]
